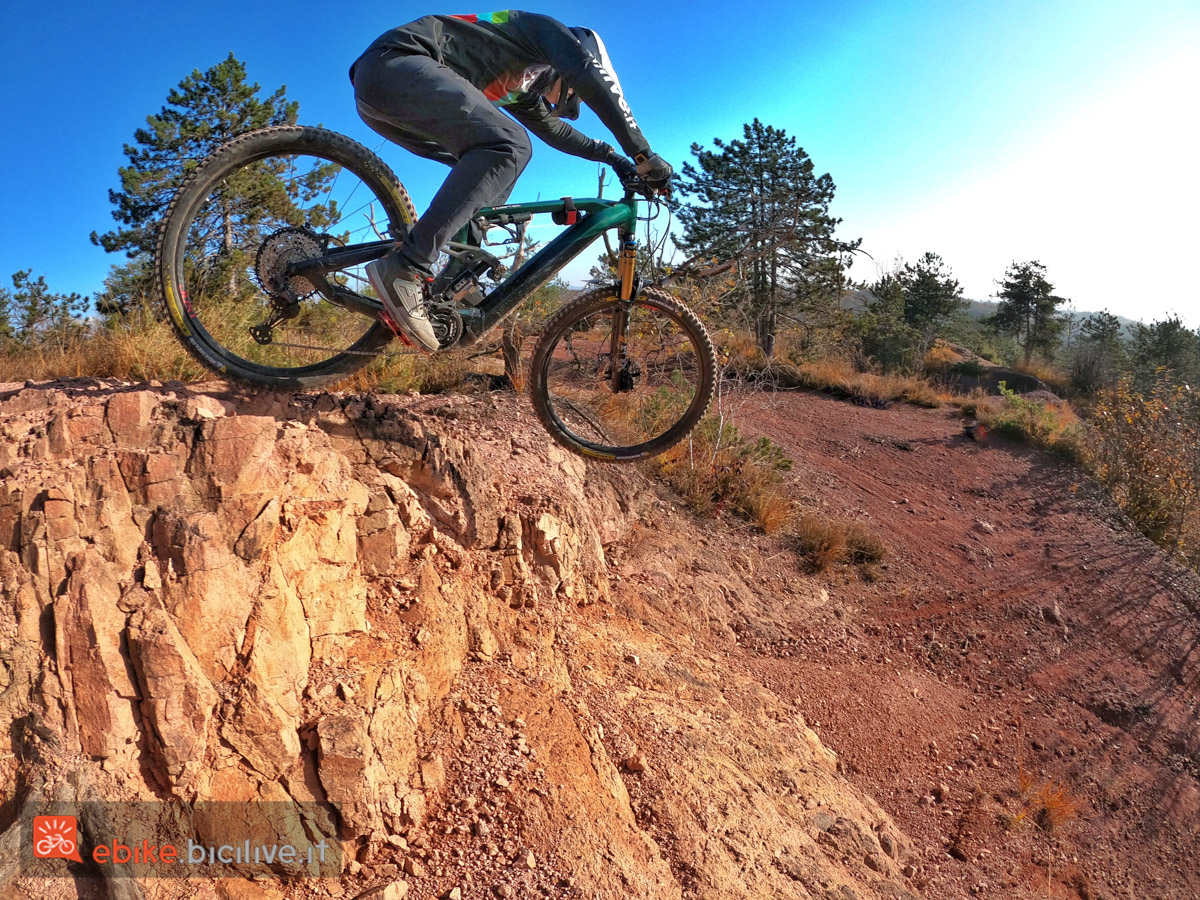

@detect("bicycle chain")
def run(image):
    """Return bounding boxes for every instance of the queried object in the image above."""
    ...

[267,339,426,358]
[267,299,463,358]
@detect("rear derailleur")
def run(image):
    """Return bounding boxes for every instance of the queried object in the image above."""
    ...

[249,225,328,344]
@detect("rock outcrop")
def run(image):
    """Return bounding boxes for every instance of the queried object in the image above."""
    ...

[0,379,917,899]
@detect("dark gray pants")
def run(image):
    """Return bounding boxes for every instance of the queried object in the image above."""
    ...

[351,48,533,276]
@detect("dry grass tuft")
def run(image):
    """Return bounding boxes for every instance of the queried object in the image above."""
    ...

[347,351,473,395]
[0,290,481,396]
[790,511,889,574]
[898,380,943,408]
[0,315,208,384]
[1006,721,1080,837]
[792,513,849,572]
[1016,358,1070,395]
[1032,780,1080,834]
[922,342,961,376]
[747,490,793,535]
[844,522,887,563]
[780,357,943,410]
[967,384,1083,460]
[655,417,794,530]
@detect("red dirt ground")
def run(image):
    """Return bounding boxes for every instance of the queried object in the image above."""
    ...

[729,389,1200,900]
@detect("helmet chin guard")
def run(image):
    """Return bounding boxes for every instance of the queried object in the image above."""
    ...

[552,86,581,120]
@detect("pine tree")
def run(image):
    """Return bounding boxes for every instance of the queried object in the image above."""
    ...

[989,261,1067,364]
[857,273,920,372]
[1129,315,1200,389]
[91,53,299,259]
[0,282,13,343]
[94,256,157,323]
[676,119,857,355]
[4,270,88,350]
[896,252,964,332]
[1070,309,1127,392]
[1080,310,1125,361]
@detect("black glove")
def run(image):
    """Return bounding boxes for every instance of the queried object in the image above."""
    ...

[590,142,633,180]
[607,153,639,185]
[635,152,673,193]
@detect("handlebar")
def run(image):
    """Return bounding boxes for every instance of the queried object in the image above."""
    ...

[609,154,638,183]
[606,153,670,201]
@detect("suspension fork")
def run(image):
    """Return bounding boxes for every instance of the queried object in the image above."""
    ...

[609,230,639,392]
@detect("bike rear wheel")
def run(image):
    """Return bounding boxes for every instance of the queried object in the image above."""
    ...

[155,126,416,389]
[529,286,716,461]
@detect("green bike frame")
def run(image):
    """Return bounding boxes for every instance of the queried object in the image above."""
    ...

[290,194,639,347]
[455,196,638,345]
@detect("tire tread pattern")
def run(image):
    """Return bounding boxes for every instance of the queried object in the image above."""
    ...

[529,285,716,461]
[154,125,415,389]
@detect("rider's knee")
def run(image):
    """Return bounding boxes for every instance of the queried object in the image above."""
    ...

[464,125,530,178]
[510,130,532,170]
[490,128,531,177]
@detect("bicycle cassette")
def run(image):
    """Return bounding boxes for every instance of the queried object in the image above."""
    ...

[255,226,324,302]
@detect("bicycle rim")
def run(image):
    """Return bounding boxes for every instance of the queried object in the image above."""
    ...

[163,130,411,383]
[531,288,715,460]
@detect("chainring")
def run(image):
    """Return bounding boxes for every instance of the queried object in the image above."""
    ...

[428,303,464,350]
[254,226,324,302]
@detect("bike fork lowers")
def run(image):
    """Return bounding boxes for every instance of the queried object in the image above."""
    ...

[609,234,638,392]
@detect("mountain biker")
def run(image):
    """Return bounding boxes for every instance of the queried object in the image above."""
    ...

[349,11,673,351]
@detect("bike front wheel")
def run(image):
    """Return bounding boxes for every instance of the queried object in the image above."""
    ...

[156,126,416,389]
[529,286,716,461]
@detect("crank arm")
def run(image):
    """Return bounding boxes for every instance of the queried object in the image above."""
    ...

[321,283,385,319]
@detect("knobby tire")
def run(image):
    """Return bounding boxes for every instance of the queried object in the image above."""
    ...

[529,286,716,461]
[155,125,415,390]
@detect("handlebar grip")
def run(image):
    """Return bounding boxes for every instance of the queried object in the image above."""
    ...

[609,155,638,183]
[607,154,670,199]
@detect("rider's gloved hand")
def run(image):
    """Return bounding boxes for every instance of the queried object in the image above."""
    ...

[605,151,639,186]
[594,143,636,181]
[635,152,673,194]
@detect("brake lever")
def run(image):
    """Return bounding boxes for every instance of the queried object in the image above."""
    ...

[610,161,668,202]
[623,176,661,201]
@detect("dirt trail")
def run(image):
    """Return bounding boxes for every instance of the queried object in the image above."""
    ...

[729,389,1200,900]
[4,377,1196,899]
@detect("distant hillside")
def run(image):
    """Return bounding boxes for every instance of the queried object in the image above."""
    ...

[844,292,1144,336]
[963,299,1141,337]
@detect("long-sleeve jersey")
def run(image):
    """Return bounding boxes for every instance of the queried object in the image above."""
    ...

[354,11,651,161]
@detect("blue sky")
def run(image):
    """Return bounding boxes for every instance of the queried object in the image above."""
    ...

[2,1,1197,324]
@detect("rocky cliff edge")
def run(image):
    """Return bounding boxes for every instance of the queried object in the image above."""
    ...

[0,379,917,900]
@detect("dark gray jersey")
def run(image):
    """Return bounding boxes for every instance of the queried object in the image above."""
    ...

[353,11,651,159]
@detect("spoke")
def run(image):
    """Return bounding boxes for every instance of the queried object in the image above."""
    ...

[539,299,704,454]
[323,157,346,214]
[338,195,383,224]
[170,140,414,379]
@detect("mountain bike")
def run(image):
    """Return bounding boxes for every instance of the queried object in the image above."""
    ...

[155,126,715,461]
